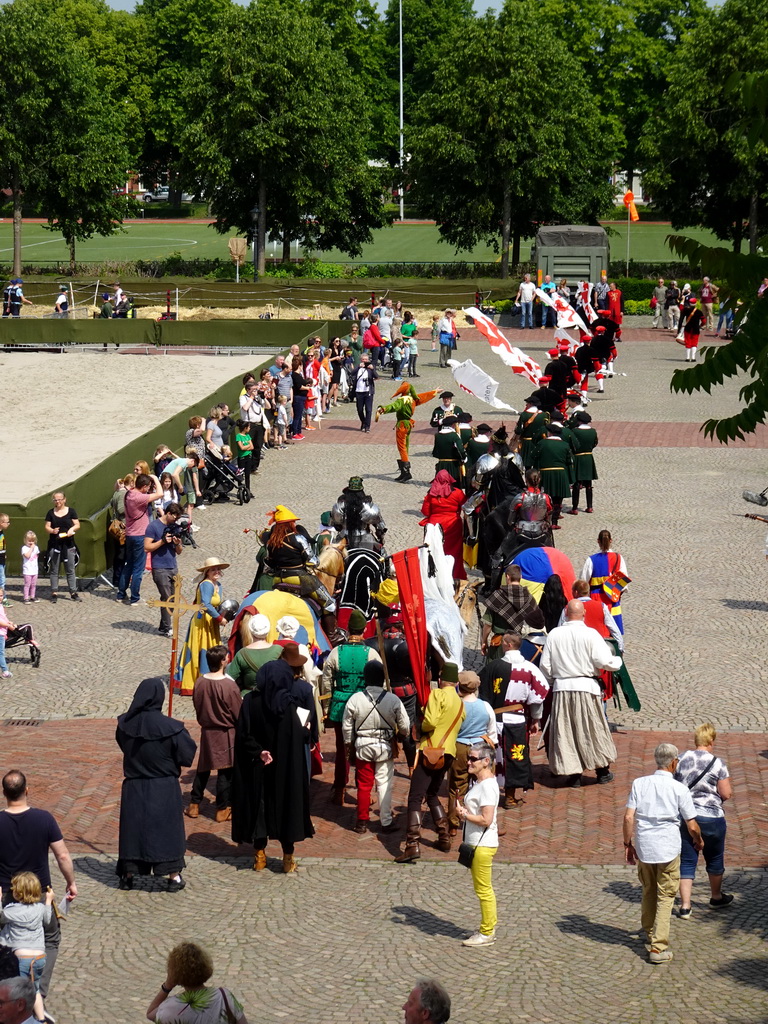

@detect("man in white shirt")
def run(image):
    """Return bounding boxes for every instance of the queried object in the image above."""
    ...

[623,743,703,965]
[515,274,536,329]
[540,600,622,786]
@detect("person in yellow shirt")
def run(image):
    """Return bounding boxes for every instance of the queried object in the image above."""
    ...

[395,662,465,862]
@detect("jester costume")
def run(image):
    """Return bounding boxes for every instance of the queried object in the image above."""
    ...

[376,382,439,482]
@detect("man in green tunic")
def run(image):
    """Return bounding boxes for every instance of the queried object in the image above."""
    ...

[515,397,550,469]
[432,416,466,483]
[429,391,463,430]
[532,422,573,529]
[564,411,598,514]
[376,382,440,482]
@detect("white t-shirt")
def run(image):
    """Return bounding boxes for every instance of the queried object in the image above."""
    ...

[463,776,499,848]
[518,281,536,302]
[154,986,243,1024]
[21,544,39,575]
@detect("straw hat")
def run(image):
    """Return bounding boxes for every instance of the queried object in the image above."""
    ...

[195,557,230,574]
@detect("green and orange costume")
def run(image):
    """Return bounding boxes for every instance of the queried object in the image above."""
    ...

[376,382,439,482]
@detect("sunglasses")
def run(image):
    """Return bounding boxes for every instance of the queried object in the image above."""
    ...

[467,756,486,763]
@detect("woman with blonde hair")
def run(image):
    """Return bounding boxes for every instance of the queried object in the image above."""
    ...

[147,941,248,1023]
[674,723,733,918]
[456,740,499,947]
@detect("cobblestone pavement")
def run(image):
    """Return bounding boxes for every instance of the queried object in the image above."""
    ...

[2,719,766,868]
[48,855,768,1024]
[2,328,767,730]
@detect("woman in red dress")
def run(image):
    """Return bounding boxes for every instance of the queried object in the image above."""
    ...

[420,470,467,581]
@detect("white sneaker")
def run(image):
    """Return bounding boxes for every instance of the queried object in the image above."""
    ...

[190,524,201,533]
[196,504,207,511]
[461,931,496,947]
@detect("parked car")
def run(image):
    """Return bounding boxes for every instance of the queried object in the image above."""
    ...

[141,187,170,203]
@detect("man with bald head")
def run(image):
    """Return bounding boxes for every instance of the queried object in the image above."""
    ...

[541,599,622,787]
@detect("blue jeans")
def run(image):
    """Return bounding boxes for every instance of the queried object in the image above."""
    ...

[0,635,7,672]
[291,396,306,435]
[17,953,46,992]
[118,536,146,602]
[716,309,733,333]
[520,301,533,328]
[680,815,726,878]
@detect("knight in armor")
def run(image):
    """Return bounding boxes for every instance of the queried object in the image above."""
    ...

[258,504,337,614]
[429,391,463,430]
[512,468,553,545]
[376,382,440,482]
[331,476,387,551]
[485,425,524,509]
[515,399,551,469]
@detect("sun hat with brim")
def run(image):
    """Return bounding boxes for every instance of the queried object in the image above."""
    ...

[195,557,230,574]
[280,642,307,668]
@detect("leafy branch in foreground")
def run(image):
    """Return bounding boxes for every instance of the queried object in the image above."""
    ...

[669,234,768,442]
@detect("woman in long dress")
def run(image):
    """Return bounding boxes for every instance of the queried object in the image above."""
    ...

[116,678,196,891]
[580,529,629,634]
[419,470,466,581]
[175,557,229,696]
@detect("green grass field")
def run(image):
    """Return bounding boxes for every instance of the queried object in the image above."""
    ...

[0,218,722,266]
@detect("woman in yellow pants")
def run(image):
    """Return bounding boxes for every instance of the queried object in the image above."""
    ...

[457,740,499,947]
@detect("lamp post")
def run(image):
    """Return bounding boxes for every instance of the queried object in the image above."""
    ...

[399,0,404,222]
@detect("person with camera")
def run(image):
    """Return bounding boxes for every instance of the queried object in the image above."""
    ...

[144,503,183,639]
[239,380,268,468]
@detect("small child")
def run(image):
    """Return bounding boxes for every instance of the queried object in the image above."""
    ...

[234,421,254,491]
[391,340,405,381]
[21,531,40,604]
[276,395,289,448]
[159,472,180,510]
[0,512,9,606]
[303,377,318,431]
[220,444,235,469]
[0,871,53,1021]
[431,314,440,351]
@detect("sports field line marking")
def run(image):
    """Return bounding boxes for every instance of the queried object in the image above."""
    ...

[0,236,200,255]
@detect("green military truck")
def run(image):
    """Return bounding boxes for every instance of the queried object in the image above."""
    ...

[531,225,610,285]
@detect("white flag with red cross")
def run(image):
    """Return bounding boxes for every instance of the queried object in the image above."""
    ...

[463,307,542,385]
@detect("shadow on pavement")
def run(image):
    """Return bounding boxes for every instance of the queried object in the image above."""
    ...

[391,904,466,938]
[555,913,643,954]
[603,879,642,904]
[721,599,768,613]
[110,619,157,634]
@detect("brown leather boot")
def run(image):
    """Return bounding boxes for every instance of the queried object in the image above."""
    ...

[282,853,297,873]
[215,807,232,823]
[394,811,421,862]
[431,803,452,852]
[184,803,200,819]
[253,849,267,871]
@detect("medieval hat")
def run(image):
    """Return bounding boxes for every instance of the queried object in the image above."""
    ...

[550,409,564,423]
[476,423,492,434]
[441,415,458,428]
[566,391,581,402]
[195,556,230,574]
[441,662,459,683]
[574,410,592,424]
[348,608,367,633]
[458,412,473,423]
[347,476,364,492]
[548,348,559,358]
[492,424,508,443]
[440,391,454,400]
[280,641,307,668]
[549,421,563,432]
[269,504,299,523]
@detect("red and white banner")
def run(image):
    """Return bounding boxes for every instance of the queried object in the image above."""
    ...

[447,358,517,411]
[464,307,542,385]
[535,288,590,333]
[553,328,578,355]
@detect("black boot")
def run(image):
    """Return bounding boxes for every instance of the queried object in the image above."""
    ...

[394,811,421,862]
[395,460,407,481]
[430,802,452,852]
[399,462,412,482]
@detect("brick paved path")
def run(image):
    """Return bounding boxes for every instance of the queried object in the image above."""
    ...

[2,719,766,868]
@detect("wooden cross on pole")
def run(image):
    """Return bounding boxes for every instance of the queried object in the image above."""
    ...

[146,573,202,717]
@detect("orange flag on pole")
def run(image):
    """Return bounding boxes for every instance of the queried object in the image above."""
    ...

[623,189,640,222]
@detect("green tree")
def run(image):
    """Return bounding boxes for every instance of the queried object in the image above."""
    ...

[136,0,234,202]
[640,0,768,253]
[407,2,616,278]
[179,0,387,274]
[0,0,132,276]
[541,0,706,190]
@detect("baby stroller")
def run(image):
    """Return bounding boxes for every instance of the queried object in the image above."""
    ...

[5,623,41,668]
[201,448,251,506]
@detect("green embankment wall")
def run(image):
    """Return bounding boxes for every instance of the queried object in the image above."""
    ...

[0,317,327,349]
[0,322,328,578]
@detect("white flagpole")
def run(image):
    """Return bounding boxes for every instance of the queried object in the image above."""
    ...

[626,202,630,277]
